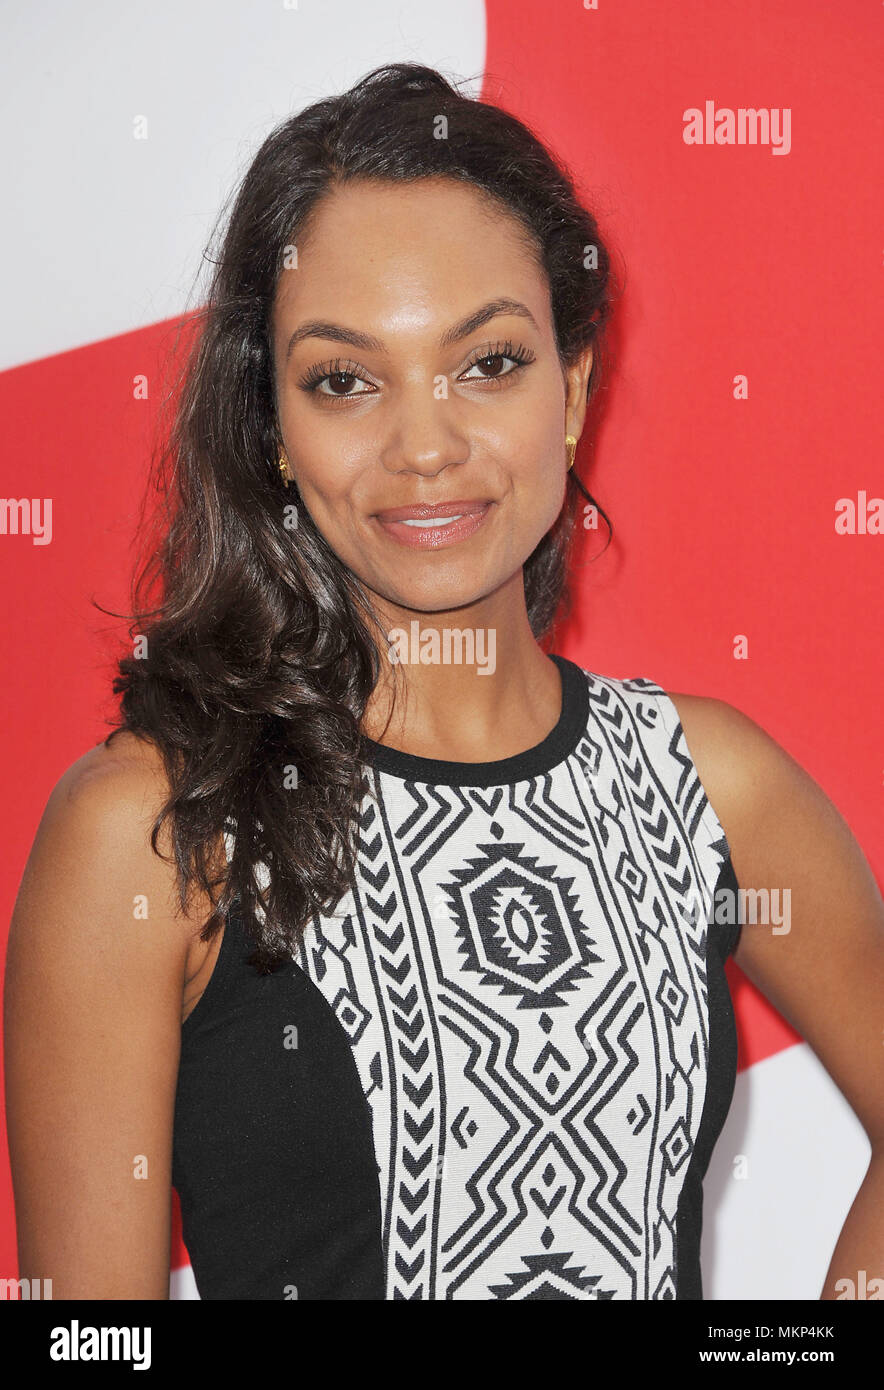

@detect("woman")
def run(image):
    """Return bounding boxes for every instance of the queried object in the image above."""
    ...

[5,63,883,1301]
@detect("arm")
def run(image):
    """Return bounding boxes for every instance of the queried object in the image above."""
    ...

[668,693,884,1300]
[4,734,200,1299]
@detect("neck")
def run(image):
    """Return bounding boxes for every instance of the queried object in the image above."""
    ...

[360,578,563,764]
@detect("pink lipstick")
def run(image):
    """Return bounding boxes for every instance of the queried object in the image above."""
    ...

[374,499,493,550]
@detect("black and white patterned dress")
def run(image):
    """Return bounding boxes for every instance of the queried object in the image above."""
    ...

[173,655,740,1300]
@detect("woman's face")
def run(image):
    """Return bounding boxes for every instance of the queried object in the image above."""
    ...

[271,176,593,621]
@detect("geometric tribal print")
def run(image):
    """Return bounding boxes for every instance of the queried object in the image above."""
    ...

[281,659,738,1299]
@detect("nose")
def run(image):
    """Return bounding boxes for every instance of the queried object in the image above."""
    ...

[379,385,469,478]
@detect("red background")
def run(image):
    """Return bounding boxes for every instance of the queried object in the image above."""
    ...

[1,0,880,1281]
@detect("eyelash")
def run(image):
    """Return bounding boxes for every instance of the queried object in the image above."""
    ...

[297,339,535,402]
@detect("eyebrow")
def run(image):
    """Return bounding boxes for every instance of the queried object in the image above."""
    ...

[283,297,539,363]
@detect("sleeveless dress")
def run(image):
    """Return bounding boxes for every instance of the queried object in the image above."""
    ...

[172,655,741,1300]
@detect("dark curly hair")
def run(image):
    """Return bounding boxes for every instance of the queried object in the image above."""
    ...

[101,62,618,971]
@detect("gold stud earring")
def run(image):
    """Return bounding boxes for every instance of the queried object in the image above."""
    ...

[278,451,290,487]
[565,434,577,471]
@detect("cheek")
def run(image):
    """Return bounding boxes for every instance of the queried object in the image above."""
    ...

[287,444,364,516]
[500,391,565,475]
[510,435,569,522]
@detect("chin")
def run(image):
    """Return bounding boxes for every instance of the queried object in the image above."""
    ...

[374,567,501,611]
[385,590,488,617]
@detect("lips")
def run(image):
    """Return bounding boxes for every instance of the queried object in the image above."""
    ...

[373,499,491,523]
[373,500,494,549]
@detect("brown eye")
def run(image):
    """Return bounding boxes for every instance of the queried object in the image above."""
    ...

[459,341,535,383]
[460,354,520,383]
[299,359,377,401]
[321,372,361,396]
[475,355,507,377]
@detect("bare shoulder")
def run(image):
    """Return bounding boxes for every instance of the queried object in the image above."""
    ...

[662,689,884,1154]
[661,689,876,894]
[50,728,174,826]
[660,690,833,862]
[15,729,222,971]
[36,732,173,910]
[661,691,772,816]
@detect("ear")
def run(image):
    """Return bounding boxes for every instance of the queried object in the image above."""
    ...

[564,345,594,440]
